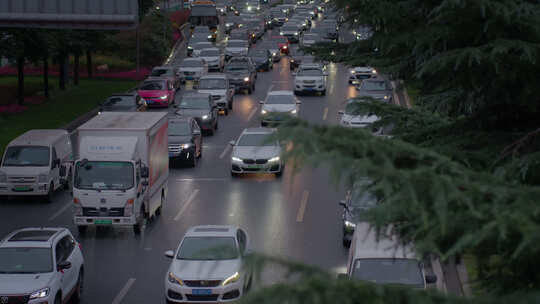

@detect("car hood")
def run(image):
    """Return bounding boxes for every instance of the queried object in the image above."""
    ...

[138,90,170,98]
[233,146,280,159]
[0,273,54,294]
[226,72,249,78]
[171,259,241,280]
[168,135,192,145]
[176,108,210,117]
[179,67,204,73]
[295,76,323,82]
[201,56,219,62]
[198,89,227,96]
[263,104,295,113]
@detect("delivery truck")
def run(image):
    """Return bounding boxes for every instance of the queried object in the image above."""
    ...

[72,112,168,234]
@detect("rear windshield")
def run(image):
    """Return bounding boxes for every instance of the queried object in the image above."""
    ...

[352,258,424,287]
[297,68,323,76]
[360,80,388,91]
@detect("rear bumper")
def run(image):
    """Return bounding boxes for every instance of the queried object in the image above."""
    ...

[169,148,196,162]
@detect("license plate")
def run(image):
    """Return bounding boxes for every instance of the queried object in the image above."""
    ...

[13,186,31,191]
[186,76,194,80]
[246,164,260,169]
[305,87,314,90]
[95,219,112,225]
[192,289,212,295]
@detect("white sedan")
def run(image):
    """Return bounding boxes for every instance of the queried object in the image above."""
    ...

[260,90,301,126]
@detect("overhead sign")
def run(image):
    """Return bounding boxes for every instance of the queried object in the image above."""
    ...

[0,0,139,30]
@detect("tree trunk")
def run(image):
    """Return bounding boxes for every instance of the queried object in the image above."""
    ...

[59,52,66,90]
[43,54,49,98]
[86,50,93,78]
[17,56,24,105]
[73,53,80,86]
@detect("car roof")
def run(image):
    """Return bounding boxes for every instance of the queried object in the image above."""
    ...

[8,129,68,147]
[185,225,238,237]
[267,90,294,96]
[352,223,417,260]
[200,73,227,79]
[1,227,66,248]
[242,127,276,135]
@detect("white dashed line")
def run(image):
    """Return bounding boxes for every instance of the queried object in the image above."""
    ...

[174,189,200,221]
[322,107,328,120]
[219,144,231,159]
[247,106,259,121]
[296,190,310,222]
[111,278,136,304]
[48,202,72,221]
[176,178,229,182]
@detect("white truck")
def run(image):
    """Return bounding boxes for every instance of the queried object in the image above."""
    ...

[72,112,169,234]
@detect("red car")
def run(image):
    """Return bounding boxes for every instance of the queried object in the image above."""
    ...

[271,35,290,55]
[137,79,175,108]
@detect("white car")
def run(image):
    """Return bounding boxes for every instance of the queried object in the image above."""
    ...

[164,225,252,303]
[338,98,380,128]
[293,64,328,95]
[224,40,249,61]
[197,74,235,114]
[0,227,84,304]
[259,90,301,126]
[348,66,377,85]
[192,42,213,57]
[300,33,320,47]
[230,128,283,176]
[280,25,300,43]
[199,48,224,72]
[178,58,208,83]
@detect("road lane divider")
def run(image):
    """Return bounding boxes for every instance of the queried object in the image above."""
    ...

[247,106,259,121]
[322,107,329,121]
[296,190,310,222]
[48,202,72,221]
[174,189,200,221]
[111,278,136,304]
[219,144,231,159]
[177,178,228,182]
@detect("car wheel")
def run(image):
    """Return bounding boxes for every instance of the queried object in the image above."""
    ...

[133,206,144,234]
[77,226,87,234]
[198,144,203,158]
[343,238,351,248]
[275,170,282,177]
[247,87,252,94]
[231,171,239,177]
[190,153,197,168]
[321,89,326,96]
[63,169,72,190]
[156,194,164,216]
[228,99,233,110]
[224,108,229,115]
[54,294,61,304]
[71,269,84,303]
[45,182,54,203]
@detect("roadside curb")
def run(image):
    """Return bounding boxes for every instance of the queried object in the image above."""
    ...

[431,257,447,293]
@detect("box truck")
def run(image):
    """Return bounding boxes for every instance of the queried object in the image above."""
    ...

[72,112,168,234]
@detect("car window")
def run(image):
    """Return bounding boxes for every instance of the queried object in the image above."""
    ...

[177,237,239,260]
[168,120,192,136]
[140,81,165,90]
[2,146,50,167]
[297,68,323,76]
[266,94,295,105]
[236,229,247,254]
[55,240,65,263]
[225,65,248,72]
[51,147,57,163]
[61,235,75,259]
[360,80,388,91]
[351,258,424,287]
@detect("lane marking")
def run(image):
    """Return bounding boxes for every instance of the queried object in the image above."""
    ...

[176,178,229,182]
[48,202,72,221]
[111,278,136,304]
[247,106,259,121]
[296,190,310,222]
[219,144,231,159]
[322,107,328,121]
[174,189,200,221]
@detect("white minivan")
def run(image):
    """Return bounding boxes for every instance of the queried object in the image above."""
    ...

[0,129,73,202]
[341,223,437,289]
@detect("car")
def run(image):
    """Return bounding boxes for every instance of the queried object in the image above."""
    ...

[99,93,146,113]
[348,66,377,85]
[270,10,287,26]
[197,74,235,114]
[271,35,290,54]
[138,79,175,108]
[300,33,320,47]
[248,48,273,72]
[187,35,209,56]
[353,25,373,41]
[279,25,300,43]
[178,58,208,83]
[217,3,227,15]
[192,41,213,57]
[259,90,300,126]
[224,59,257,94]
[338,179,378,246]
[149,66,181,89]
[175,93,219,135]
[289,48,306,70]
[192,25,216,42]
[224,39,249,61]
[293,64,328,95]
[0,227,84,304]
[230,128,284,176]
[164,225,252,303]
[338,98,381,128]
[258,41,281,62]
[356,78,393,102]
[199,48,224,72]
[168,116,203,167]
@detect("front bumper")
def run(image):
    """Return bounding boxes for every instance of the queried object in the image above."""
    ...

[231,160,282,174]
[144,98,170,108]
[229,79,252,90]
[165,279,243,303]
[74,214,136,226]
[169,147,196,162]
[0,182,49,195]
[295,83,325,93]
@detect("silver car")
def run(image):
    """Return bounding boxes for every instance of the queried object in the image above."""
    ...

[260,90,301,126]
[229,128,283,176]
[356,78,393,102]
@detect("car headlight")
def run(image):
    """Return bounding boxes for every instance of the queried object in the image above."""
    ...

[38,173,48,183]
[168,272,184,285]
[350,70,355,74]
[188,46,193,50]
[294,32,298,35]
[283,45,288,49]
[261,109,267,114]
[182,143,191,149]
[159,95,168,100]
[208,35,212,39]
[280,32,284,35]
[290,109,297,114]
[202,115,209,120]
[372,69,377,74]
[232,156,242,162]
[29,287,49,299]
[269,156,280,162]
[344,220,356,228]
[222,272,240,285]
[272,52,277,56]
[243,77,249,82]
[0,171,7,183]
[384,95,389,100]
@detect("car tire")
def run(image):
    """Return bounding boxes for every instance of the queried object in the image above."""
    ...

[224,108,229,115]
[321,89,326,96]
[77,226,87,234]
[45,182,54,203]
[190,153,197,168]
[294,90,300,96]
[343,238,351,248]
[275,170,282,177]
[228,99,233,110]
[156,194,164,216]
[215,121,218,130]
[247,87,252,94]
[63,169,72,190]
[54,294,61,304]
[71,269,84,303]
[231,171,239,177]
[198,145,203,158]
[133,206,144,234]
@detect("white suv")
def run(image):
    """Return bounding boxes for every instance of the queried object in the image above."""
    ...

[164,225,252,303]
[294,64,328,95]
[0,228,84,304]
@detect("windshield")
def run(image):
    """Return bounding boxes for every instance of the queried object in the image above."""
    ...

[180,97,210,109]
[249,50,267,57]
[151,68,173,77]
[0,248,52,274]
[200,49,220,57]
[303,34,319,40]
[177,237,239,260]
[266,94,295,105]
[360,80,388,91]
[74,161,134,190]
[194,27,210,33]
[140,81,164,90]
[352,259,424,287]
[297,68,323,76]
[228,41,248,48]
[104,96,136,107]
[181,60,202,68]
[225,65,248,72]
[345,101,369,115]
[350,188,377,209]
[237,134,275,146]
[199,78,227,89]
[2,146,49,167]
[194,43,212,50]
[281,26,297,32]
[168,121,191,136]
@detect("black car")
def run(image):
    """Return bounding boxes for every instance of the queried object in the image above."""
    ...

[168,116,203,167]
[289,48,306,70]
[248,48,273,72]
[224,58,257,94]
[339,181,378,247]
[175,93,219,135]
[99,93,146,113]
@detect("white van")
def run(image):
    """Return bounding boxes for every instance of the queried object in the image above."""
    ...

[0,129,73,202]
[342,223,437,289]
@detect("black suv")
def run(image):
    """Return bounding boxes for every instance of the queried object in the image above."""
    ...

[168,116,203,167]
[175,93,219,135]
[224,57,257,94]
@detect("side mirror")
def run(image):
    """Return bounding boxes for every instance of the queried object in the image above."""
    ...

[141,166,149,178]
[164,250,175,258]
[338,110,344,115]
[229,140,236,146]
[425,274,437,284]
[57,261,72,271]
[337,273,348,280]
[338,200,347,209]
